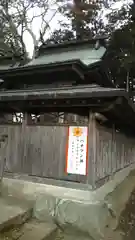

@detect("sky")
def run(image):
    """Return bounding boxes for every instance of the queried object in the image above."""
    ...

[20,0,132,57]
[11,0,132,120]
[22,0,71,57]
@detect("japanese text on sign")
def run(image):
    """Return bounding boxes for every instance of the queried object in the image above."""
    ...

[66,126,88,175]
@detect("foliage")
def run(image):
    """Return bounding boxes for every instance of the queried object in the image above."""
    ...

[0,0,110,55]
[0,0,65,59]
[1,0,135,92]
[103,1,135,89]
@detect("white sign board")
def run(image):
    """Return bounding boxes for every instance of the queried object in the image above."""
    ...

[66,126,88,175]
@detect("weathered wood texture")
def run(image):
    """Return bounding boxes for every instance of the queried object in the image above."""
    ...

[94,123,135,185]
[0,122,134,187]
[0,125,88,183]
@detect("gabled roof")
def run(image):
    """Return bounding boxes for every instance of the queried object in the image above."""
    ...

[27,38,106,68]
[0,37,107,72]
[27,46,105,67]
[0,37,111,89]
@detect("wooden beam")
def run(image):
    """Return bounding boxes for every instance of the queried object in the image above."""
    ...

[87,112,97,188]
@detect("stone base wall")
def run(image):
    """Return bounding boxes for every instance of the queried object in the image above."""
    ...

[2,163,135,240]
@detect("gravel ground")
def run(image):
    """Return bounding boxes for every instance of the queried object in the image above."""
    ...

[0,226,65,240]
[0,227,90,240]
[117,188,135,240]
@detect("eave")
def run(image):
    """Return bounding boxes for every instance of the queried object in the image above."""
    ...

[0,60,87,89]
[0,85,134,134]
[0,59,115,91]
[0,85,125,100]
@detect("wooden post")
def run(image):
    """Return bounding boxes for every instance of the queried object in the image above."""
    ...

[0,134,8,193]
[21,113,29,174]
[23,113,32,125]
[87,111,97,189]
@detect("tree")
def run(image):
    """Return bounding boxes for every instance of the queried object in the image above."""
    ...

[0,0,65,59]
[102,0,135,92]
[45,0,129,44]
[0,0,116,58]
[44,0,104,44]
[1,0,135,93]
[44,27,75,44]
[46,0,135,96]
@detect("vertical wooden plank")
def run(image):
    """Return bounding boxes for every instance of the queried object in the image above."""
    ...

[29,126,42,176]
[0,134,8,182]
[86,112,97,187]
[95,124,113,181]
[1,122,135,186]
[54,126,66,179]
[6,126,19,172]
[41,126,57,178]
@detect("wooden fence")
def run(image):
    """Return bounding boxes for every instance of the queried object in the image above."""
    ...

[94,123,135,186]
[0,125,87,183]
[0,120,135,188]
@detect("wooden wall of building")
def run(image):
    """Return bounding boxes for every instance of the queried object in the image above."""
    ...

[94,123,135,186]
[0,125,87,184]
[0,120,135,188]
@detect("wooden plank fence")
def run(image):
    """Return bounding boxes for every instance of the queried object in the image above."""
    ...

[94,123,135,185]
[0,121,134,188]
[0,125,87,183]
